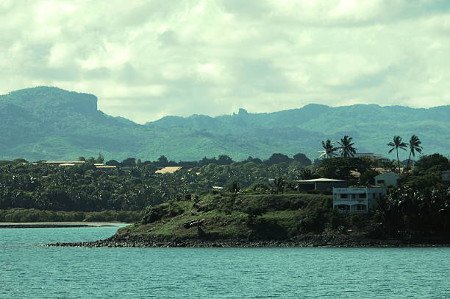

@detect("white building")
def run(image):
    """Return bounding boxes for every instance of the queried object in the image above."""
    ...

[333,187,387,213]
[374,172,399,187]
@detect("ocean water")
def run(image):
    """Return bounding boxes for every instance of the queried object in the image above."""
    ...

[1,226,449,298]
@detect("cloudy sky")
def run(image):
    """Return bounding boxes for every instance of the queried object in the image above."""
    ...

[1,0,450,123]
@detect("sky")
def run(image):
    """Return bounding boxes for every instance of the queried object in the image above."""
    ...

[1,0,450,123]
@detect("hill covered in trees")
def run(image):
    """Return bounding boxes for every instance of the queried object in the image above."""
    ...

[1,86,449,161]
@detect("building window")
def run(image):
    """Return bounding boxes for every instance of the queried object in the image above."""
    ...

[340,194,348,199]
[377,180,385,184]
[358,193,366,198]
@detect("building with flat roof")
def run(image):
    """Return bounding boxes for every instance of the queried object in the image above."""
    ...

[297,178,347,192]
[333,186,387,213]
[155,166,182,174]
[44,161,85,166]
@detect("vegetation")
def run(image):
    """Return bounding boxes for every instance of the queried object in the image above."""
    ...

[320,139,337,159]
[119,193,345,241]
[337,135,357,158]
[0,128,448,242]
[116,153,449,243]
[0,153,313,213]
[377,153,450,235]
[388,136,408,173]
[0,209,143,223]
[408,134,423,167]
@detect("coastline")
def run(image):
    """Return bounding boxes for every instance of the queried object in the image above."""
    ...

[0,222,128,229]
[49,234,450,248]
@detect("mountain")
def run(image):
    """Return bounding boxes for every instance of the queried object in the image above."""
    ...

[0,86,449,161]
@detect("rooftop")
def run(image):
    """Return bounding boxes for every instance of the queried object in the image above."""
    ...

[297,178,345,183]
[155,166,182,174]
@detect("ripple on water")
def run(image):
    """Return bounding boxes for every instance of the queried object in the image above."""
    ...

[1,228,450,298]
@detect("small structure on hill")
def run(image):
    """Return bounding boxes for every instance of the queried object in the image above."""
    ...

[155,166,182,174]
[95,164,117,171]
[44,161,85,166]
[333,186,387,213]
[296,178,347,192]
[374,172,399,187]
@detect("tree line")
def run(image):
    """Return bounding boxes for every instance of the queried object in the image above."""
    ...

[320,134,424,173]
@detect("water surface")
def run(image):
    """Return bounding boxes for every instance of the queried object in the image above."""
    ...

[1,227,449,298]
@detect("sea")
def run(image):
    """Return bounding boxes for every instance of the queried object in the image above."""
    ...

[1,225,449,298]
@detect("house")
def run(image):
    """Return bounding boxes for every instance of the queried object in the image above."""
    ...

[333,186,387,213]
[374,172,399,187]
[297,178,347,192]
[155,166,182,174]
[95,165,117,171]
[44,161,85,166]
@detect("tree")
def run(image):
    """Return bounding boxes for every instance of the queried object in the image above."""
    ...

[106,159,120,167]
[414,153,449,174]
[337,136,356,158]
[320,139,337,159]
[265,153,291,165]
[228,181,240,194]
[244,156,263,164]
[217,155,233,165]
[96,153,105,163]
[156,155,169,167]
[408,135,423,168]
[293,153,312,166]
[272,177,285,194]
[121,157,136,167]
[388,136,407,173]
[300,168,315,180]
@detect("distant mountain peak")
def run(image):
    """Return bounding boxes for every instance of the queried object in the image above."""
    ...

[0,86,449,161]
[8,86,93,97]
[302,103,329,109]
[237,108,249,115]
[3,86,98,115]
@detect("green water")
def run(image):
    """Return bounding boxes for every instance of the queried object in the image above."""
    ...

[1,226,449,298]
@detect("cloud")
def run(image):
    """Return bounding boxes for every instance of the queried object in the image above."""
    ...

[0,0,449,123]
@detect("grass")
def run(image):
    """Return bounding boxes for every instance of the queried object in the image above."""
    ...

[118,192,340,241]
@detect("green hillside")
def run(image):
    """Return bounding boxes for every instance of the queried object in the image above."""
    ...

[1,86,449,161]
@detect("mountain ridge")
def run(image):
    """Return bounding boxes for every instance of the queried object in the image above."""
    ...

[1,86,449,161]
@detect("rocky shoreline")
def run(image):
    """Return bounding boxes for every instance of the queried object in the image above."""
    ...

[49,234,450,248]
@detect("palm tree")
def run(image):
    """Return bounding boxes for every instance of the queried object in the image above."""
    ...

[408,135,423,168]
[388,136,407,173]
[337,135,356,158]
[319,139,337,159]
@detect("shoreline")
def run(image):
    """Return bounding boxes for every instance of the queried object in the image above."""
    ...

[0,222,128,229]
[49,234,450,248]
